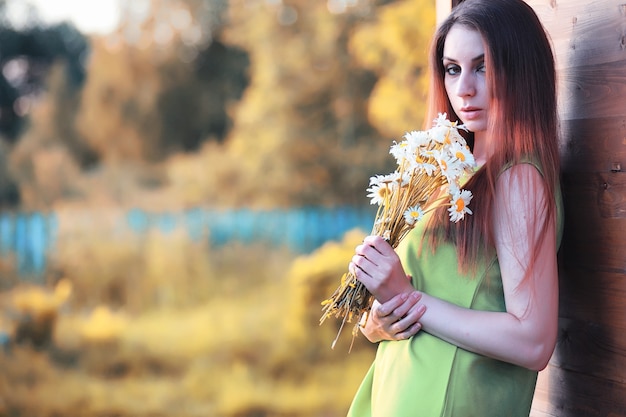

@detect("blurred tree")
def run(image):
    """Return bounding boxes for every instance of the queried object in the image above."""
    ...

[157,37,249,153]
[350,0,435,137]
[89,0,434,207]
[75,0,247,163]
[203,0,388,208]
[0,21,88,141]
[193,0,435,208]
[9,62,85,209]
[0,2,90,207]
[4,0,435,210]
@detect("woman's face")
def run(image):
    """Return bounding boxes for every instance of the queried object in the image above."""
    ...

[442,24,489,136]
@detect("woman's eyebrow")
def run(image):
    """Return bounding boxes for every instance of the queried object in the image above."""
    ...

[442,54,485,63]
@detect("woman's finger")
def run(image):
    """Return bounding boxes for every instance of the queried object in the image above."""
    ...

[376,292,410,318]
[363,235,394,256]
[388,293,426,337]
[393,321,423,340]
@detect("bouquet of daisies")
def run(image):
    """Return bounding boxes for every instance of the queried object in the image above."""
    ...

[320,114,477,349]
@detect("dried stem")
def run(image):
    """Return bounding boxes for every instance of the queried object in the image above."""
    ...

[319,117,474,350]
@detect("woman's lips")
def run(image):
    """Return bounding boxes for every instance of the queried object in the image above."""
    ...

[460,107,482,120]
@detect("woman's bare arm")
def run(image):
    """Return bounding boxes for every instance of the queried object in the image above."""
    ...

[352,164,559,370]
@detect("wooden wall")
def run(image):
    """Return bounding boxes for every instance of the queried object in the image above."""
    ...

[527,1,626,415]
[437,1,626,415]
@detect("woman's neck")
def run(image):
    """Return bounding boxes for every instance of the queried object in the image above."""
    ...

[472,131,491,167]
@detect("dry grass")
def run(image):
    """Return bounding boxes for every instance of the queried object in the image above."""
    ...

[0,221,375,417]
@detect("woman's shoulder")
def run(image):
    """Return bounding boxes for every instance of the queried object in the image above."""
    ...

[498,156,545,179]
[494,156,563,241]
[496,162,547,204]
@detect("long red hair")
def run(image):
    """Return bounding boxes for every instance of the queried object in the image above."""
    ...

[425,0,560,274]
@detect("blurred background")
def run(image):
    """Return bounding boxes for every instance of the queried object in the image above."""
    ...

[0,0,435,415]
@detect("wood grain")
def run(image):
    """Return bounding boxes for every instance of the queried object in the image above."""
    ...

[560,117,626,173]
[553,316,626,382]
[558,60,626,120]
[558,267,626,326]
[528,0,626,69]
[560,172,626,272]
[533,365,626,417]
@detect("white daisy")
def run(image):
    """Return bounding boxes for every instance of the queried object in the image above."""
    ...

[404,130,431,148]
[369,172,401,187]
[367,172,401,205]
[448,189,473,222]
[429,125,451,144]
[403,205,425,225]
[389,141,410,164]
[433,113,454,128]
[416,152,438,176]
[447,126,468,144]
[449,142,476,168]
[447,180,461,196]
[366,183,391,206]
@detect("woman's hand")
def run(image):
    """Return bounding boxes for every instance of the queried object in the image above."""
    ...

[350,235,414,303]
[360,291,426,343]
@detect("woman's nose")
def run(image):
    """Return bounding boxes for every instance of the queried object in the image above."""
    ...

[456,72,476,97]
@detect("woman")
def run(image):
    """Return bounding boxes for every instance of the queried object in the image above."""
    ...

[347,0,563,416]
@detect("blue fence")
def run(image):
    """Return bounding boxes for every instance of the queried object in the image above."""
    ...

[1,206,375,279]
[0,212,58,279]
[127,206,375,252]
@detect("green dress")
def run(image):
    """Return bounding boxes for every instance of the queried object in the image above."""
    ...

[347,163,563,417]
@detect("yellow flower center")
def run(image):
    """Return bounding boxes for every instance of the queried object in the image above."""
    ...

[440,159,448,170]
[455,151,466,161]
[455,198,465,212]
[379,187,392,199]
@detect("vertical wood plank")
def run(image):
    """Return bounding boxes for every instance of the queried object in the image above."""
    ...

[526,0,626,416]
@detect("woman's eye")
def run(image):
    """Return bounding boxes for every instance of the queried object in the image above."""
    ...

[445,65,460,76]
[476,63,486,73]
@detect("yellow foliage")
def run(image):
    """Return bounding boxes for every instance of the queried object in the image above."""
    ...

[1,226,380,416]
[0,279,72,348]
[217,1,398,208]
[76,37,163,162]
[10,279,72,316]
[286,229,366,342]
[350,0,436,137]
[142,228,201,308]
[165,144,218,206]
[285,228,380,355]
[79,305,128,342]
[51,223,146,310]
